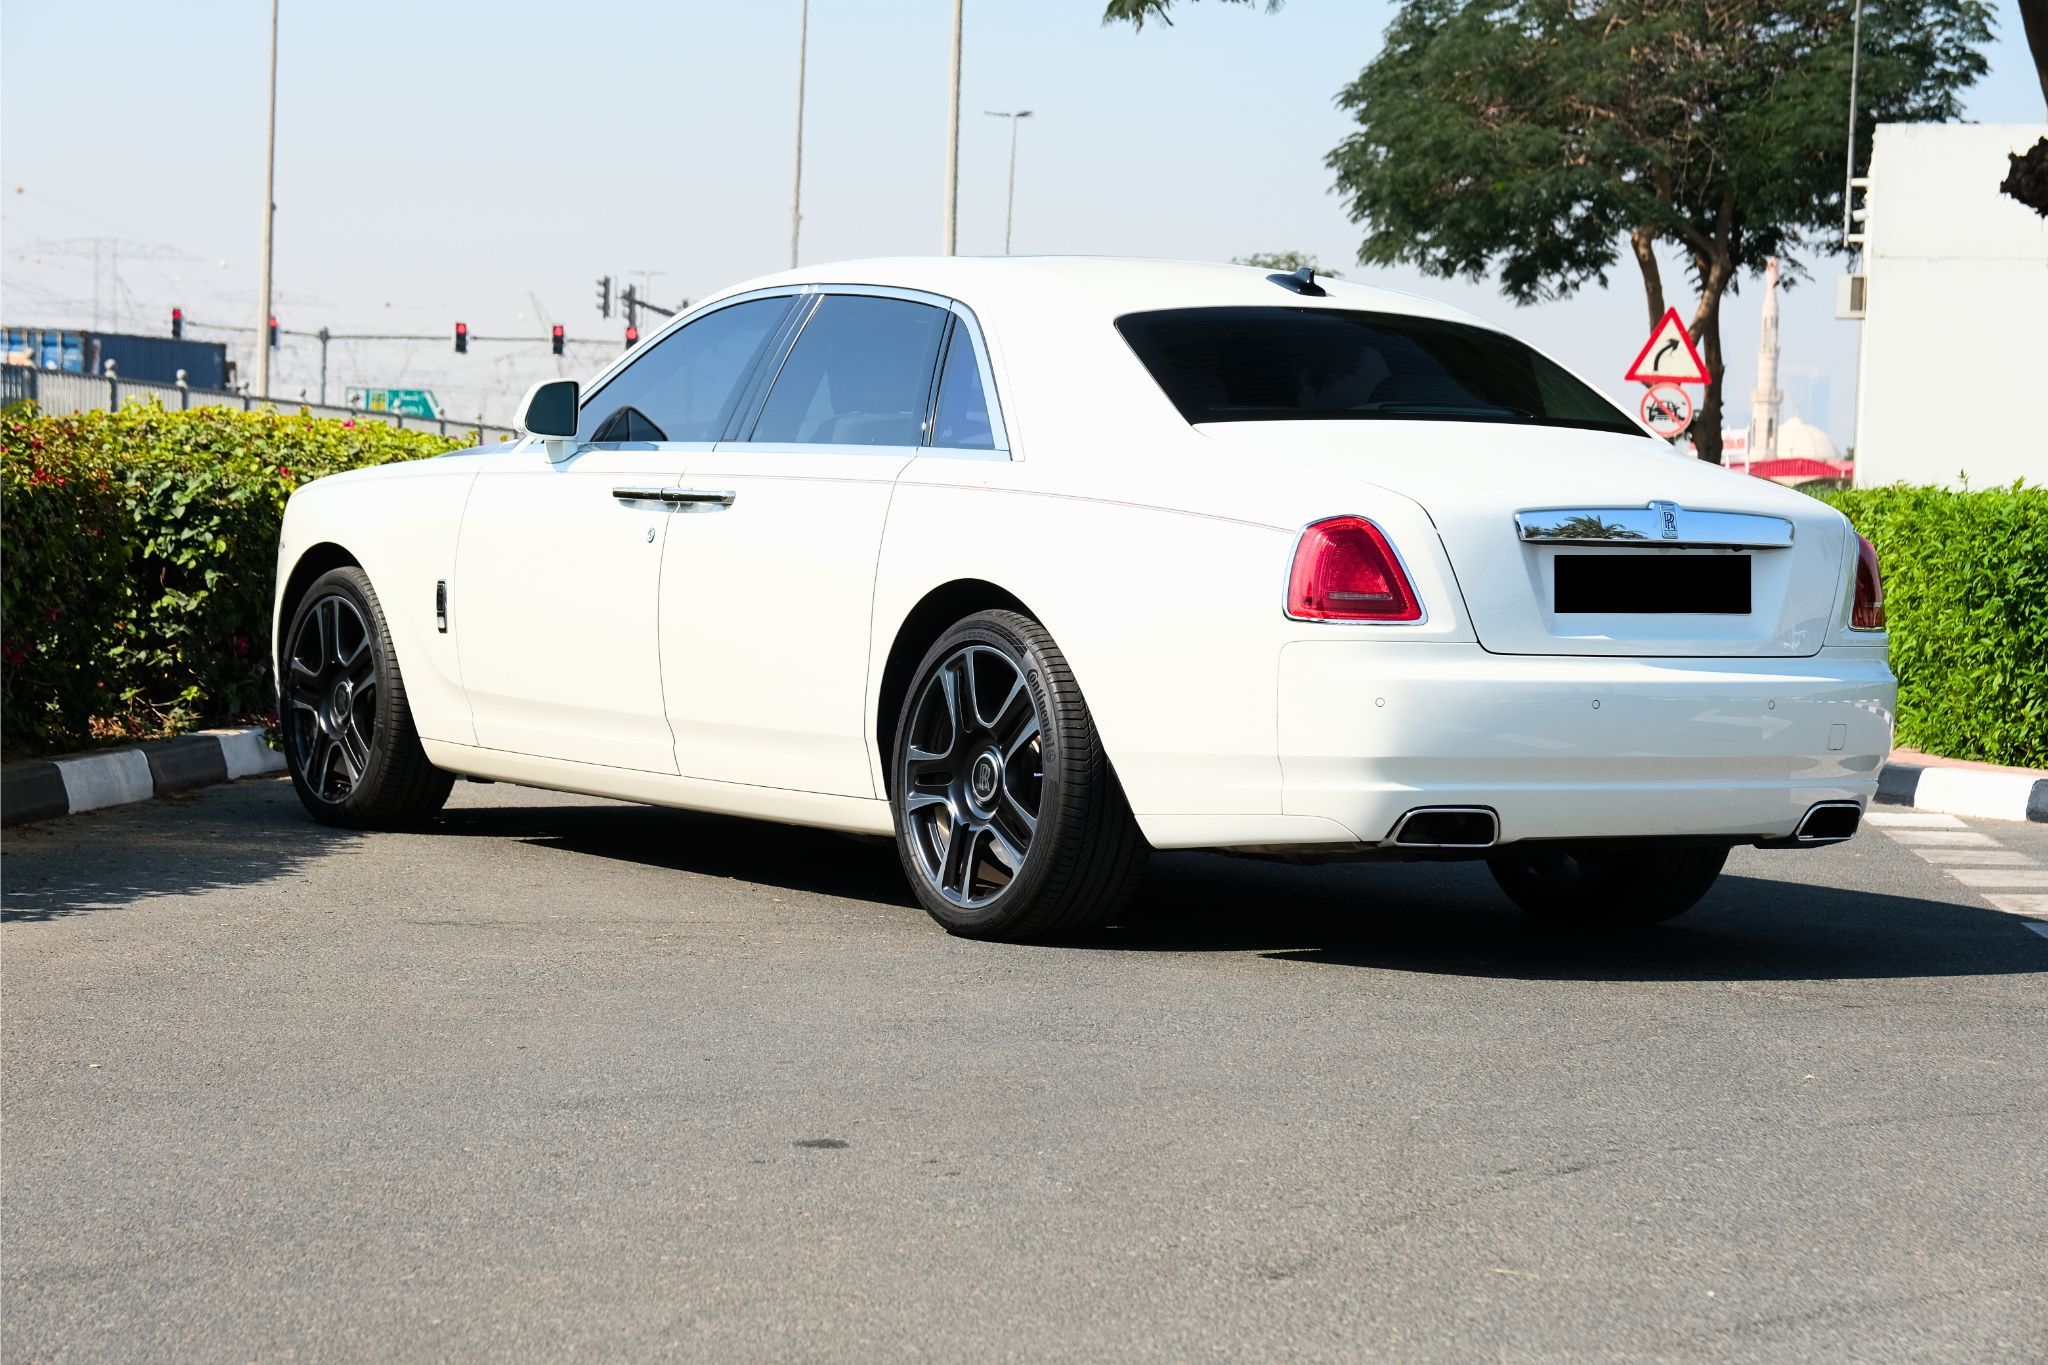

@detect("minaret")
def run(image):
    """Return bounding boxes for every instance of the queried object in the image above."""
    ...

[1750,257,1784,461]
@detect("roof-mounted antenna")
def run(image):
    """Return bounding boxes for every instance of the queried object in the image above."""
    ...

[1268,266,1327,298]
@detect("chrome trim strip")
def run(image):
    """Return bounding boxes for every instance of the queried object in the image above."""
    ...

[1516,502,1794,548]
[612,486,736,508]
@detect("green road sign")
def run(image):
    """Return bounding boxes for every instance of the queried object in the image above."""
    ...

[349,386,442,419]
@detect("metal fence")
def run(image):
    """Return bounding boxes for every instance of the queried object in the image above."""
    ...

[1,364,520,444]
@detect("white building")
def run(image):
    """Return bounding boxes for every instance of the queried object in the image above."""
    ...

[1849,122,2048,488]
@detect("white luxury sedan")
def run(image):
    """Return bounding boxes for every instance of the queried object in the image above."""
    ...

[272,257,1894,940]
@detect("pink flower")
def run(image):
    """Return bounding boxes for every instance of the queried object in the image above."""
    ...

[46,606,60,621]
[233,634,250,658]
[342,420,356,429]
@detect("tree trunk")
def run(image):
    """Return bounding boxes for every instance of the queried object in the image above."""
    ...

[1689,277,1729,466]
[1628,229,1667,332]
[2019,0,2048,112]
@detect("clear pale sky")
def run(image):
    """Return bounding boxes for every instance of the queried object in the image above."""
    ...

[4,0,2043,433]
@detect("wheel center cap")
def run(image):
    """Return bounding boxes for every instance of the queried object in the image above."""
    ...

[969,752,1001,805]
[329,679,351,718]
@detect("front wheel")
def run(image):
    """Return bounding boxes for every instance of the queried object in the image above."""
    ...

[280,566,453,830]
[891,611,1148,941]
[1486,845,1728,927]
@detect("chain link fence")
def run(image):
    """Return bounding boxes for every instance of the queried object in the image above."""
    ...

[1,364,520,443]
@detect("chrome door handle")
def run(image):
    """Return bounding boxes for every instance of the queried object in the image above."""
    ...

[612,486,738,508]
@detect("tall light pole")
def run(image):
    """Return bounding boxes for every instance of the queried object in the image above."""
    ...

[790,0,809,269]
[255,0,280,397]
[984,110,1032,254]
[942,0,963,254]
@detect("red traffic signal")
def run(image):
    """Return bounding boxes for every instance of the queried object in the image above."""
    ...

[454,321,469,354]
[171,307,184,339]
[624,325,640,347]
[551,324,565,356]
[268,316,279,348]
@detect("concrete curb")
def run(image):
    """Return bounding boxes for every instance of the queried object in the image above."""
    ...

[2,727,283,827]
[1876,759,2048,824]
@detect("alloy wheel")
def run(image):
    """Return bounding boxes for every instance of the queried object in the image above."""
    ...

[902,645,1045,909]
[284,594,379,802]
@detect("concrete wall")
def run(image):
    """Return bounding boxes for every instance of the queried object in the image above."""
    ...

[1853,123,2048,489]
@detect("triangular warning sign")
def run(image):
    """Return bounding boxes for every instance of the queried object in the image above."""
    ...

[1625,307,1710,385]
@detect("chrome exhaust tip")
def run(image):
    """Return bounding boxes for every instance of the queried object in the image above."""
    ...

[1794,801,1862,843]
[1387,807,1499,849]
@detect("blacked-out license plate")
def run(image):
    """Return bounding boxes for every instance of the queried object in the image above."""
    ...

[1553,553,1751,614]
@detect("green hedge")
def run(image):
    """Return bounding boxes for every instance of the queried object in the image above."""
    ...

[1,403,467,751]
[1821,483,2048,769]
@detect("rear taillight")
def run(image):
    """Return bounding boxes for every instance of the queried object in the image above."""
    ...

[1287,516,1422,621]
[1851,532,1885,631]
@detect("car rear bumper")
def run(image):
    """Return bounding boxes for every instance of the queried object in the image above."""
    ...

[1268,641,1895,848]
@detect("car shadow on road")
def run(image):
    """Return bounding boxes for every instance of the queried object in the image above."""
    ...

[431,800,920,908]
[1099,852,2047,982]
[0,781,361,924]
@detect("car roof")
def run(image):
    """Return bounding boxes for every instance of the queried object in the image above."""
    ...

[705,255,1493,331]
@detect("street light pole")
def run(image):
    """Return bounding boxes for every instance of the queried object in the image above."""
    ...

[790,0,808,269]
[942,0,963,254]
[984,110,1033,254]
[255,0,279,397]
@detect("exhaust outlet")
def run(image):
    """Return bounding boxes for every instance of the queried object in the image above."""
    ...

[1794,802,1862,843]
[1387,807,1499,849]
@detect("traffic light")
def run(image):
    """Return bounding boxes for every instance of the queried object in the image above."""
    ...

[170,307,183,339]
[268,316,279,349]
[551,324,565,356]
[454,321,468,354]
[624,325,640,347]
[595,275,612,319]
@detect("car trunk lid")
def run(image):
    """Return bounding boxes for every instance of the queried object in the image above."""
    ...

[1200,421,1848,657]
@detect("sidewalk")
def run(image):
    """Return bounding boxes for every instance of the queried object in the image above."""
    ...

[1877,748,2048,824]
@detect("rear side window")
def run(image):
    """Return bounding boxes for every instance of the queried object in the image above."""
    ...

[1116,306,1642,437]
[930,322,995,450]
[751,295,948,446]
[580,296,791,444]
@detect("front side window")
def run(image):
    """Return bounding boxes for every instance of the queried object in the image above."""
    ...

[579,296,792,444]
[930,322,996,450]
[750,295,948,447]
[1115,306,1643,437]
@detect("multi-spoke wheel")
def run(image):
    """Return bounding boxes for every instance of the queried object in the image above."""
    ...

[891,610,1147,940]
[280,566,452,829]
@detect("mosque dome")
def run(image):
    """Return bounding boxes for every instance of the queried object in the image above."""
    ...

[1775,415,1839,462]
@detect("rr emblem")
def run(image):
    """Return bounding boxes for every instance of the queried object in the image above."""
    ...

[1651,501,1681,540]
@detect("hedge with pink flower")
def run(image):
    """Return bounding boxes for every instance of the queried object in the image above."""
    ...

[1,402,466,751]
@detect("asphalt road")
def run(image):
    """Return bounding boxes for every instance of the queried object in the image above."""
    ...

[4,777,2044,1363]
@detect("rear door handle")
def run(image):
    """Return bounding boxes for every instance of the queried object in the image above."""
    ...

[613,486,737,508]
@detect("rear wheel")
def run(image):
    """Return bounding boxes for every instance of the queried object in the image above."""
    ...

[281,566,453,829]
[891,611,1148,941]
[1486,845,1728,927]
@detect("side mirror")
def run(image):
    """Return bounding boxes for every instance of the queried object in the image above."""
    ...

[516,378,579,459]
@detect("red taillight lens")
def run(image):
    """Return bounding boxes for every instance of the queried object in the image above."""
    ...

[1851,532,1885,630]
[1287,516,1422,621]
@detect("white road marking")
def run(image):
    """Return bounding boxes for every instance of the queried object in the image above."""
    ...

[1866,811,1968,829]
[1881,830,2002,847]
[1947,868,2048,888]
[1868,810,2047,929]
[1909,847,2038,865]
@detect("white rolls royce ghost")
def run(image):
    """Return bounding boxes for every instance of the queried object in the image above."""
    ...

[272,258,1894,940]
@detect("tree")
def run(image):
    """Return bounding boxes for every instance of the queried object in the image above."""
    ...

[1108,0,1991,463]
[1232,251,1340,275]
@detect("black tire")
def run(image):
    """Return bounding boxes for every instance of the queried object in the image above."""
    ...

[1486,844,1728,927]
[279,566,453,830]
[890,610,1148,941]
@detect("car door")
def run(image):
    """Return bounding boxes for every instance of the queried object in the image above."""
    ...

[657,289,964,796]
[454,294,796,771]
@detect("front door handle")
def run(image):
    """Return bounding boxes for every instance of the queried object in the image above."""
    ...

[612,486,737,509]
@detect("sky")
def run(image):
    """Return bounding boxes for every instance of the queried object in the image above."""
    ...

[4,0,2044,436]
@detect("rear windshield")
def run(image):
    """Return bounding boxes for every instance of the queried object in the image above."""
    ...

[1116,306,1643,436]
